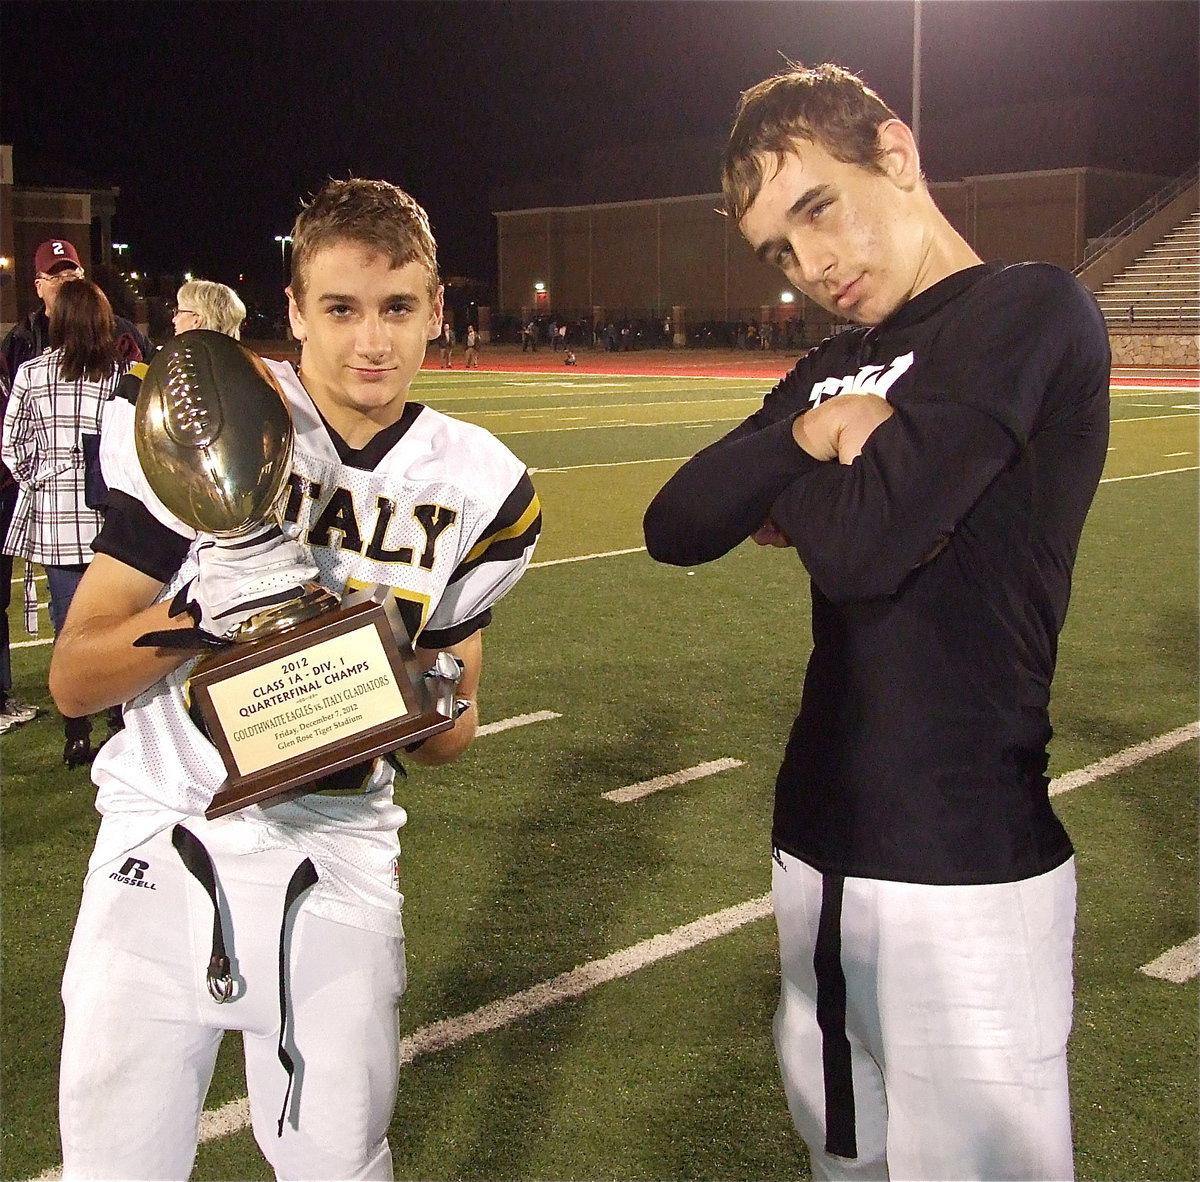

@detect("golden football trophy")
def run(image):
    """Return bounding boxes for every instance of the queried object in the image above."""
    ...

[135,331,461,818]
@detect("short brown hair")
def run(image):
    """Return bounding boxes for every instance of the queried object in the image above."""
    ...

[289,178,440,303]
[722,62,900,223]
[49,279,122,382]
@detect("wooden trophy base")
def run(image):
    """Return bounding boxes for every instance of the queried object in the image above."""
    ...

[190,586,455,818]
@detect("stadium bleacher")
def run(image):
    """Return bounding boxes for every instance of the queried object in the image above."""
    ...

[1092,208,1200,330]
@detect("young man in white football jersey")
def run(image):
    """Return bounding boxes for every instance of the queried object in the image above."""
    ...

[50,178,541,1180]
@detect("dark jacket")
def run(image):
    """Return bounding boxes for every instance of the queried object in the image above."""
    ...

[1,305,153,383]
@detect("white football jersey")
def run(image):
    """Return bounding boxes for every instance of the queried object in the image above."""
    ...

[90,359,541,929]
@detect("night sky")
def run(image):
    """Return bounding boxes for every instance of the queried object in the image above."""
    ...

[2,0,1196,298]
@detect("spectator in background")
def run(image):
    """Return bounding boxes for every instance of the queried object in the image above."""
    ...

[1,279,134,767]
[0,354,38,733]
[172,279,247,338]
[464,324,480,369]
[439,318,454,368]
[1,239,151,379]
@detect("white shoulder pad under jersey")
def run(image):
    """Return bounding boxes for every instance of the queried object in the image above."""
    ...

[99,364,197,542]
[264,360,541,644]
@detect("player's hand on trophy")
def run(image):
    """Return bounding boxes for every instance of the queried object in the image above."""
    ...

[167,524,319,644]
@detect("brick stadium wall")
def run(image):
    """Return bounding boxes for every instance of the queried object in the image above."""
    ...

[496,167,1171,330]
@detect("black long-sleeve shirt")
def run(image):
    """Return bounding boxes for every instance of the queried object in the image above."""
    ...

[644,262,1110,884]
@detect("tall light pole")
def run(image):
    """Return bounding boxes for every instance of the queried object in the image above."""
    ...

[274,234,293,284]
[912,0,922,149]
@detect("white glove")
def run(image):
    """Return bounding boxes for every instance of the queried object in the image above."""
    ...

[178,524,320,641]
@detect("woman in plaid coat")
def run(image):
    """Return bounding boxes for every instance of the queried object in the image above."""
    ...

[1,280,132,766]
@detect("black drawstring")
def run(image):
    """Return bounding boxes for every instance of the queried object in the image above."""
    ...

[814,872,857,1158]
[276,858,318,1136]
[172,825,234,1002]
[172,824,320,1137]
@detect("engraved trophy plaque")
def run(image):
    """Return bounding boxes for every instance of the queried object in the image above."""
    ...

[134,330,459,818]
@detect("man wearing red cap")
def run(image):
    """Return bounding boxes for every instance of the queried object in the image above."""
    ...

[2,239,152,379]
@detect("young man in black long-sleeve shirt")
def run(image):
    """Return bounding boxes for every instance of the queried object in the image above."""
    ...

[644,63,1109,1181]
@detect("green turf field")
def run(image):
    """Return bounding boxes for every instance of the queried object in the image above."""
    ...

[2,370,1197,1181]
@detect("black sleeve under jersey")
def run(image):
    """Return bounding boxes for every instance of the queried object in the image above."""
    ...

[92,489,192,583]
[770,264,1110,602]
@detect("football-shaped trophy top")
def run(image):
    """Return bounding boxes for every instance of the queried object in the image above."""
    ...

[135,330,294,536]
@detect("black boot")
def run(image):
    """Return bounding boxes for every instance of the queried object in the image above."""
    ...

[106,705,125,738]
[63,715,93,769]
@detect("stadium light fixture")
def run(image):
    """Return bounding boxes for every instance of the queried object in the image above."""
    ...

[275,234,294,282]
[780,291,795,304]
[534,281,545,292]
[113,242,129,257]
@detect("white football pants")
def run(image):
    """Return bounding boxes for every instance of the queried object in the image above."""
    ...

[772,849,1076,1182]
[59,819,406,1181]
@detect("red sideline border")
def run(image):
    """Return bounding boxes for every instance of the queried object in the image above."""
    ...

[252,342,1197,387]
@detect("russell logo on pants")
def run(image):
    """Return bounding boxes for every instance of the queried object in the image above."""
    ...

[110,857,157,890]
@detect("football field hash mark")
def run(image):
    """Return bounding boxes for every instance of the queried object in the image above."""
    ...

[477,710,562,737]
[1139,936,1200,984]
[603,757,746,803]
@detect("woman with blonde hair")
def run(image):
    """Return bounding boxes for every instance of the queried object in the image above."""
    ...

[171,279,247,338]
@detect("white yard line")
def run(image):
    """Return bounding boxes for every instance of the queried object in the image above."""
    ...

[498,417,740,436]
[1099,465,1199,484]
[1139,936,1200,984]
[394,893,772,1065]
[529,546,646,568]
[603,758,745,803]
[477,710,561,737]
[1110,387,1200,396]
[1111,412,1198,424]
[531,455,690,474]
[1049,721,1199,795]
